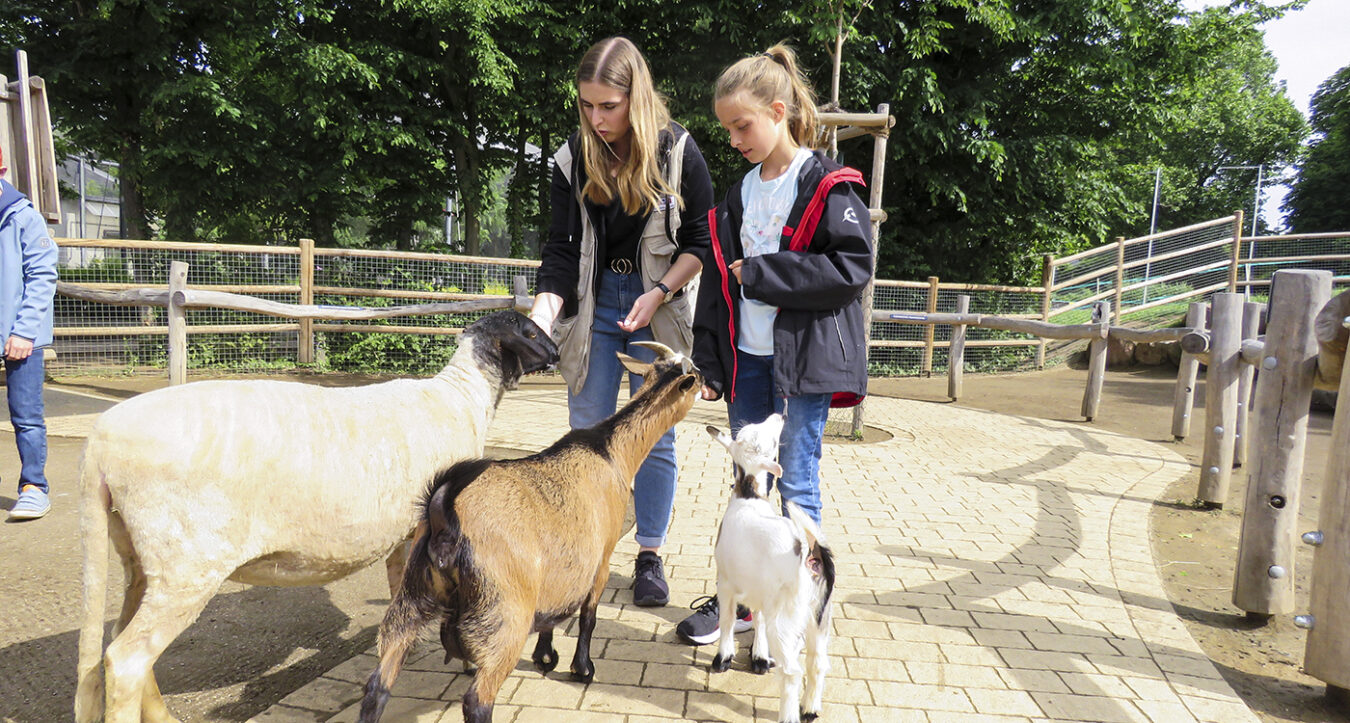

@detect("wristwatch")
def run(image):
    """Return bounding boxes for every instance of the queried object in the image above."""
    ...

[655,281,675,303]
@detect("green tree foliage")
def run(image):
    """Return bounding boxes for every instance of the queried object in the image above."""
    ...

[1284,65,1350,232]
[0,0,1308,282]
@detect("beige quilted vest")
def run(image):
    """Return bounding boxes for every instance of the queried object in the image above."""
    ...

[551,132,695,395]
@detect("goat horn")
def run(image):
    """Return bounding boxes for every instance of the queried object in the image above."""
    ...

[630,341,680,362]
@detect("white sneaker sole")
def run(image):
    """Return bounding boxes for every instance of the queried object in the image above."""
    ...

[680,618,754,645]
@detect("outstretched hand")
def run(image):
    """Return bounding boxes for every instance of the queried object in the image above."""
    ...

[617,289,663,332]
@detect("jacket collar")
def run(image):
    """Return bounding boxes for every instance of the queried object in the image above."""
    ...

[0,178,27,218]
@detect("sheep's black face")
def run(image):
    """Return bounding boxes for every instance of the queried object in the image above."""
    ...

[465,310,559,389]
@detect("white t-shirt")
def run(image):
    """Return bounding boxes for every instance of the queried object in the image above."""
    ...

[737,147,812,355]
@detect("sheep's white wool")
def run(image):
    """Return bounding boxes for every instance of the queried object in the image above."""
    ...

[75,315,552,723]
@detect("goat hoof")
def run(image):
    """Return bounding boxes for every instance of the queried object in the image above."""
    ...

[710,653,732,673]
[750,656,773,675]
[570,661,595,684]
[802,711,820,721]
[533,648,559,673]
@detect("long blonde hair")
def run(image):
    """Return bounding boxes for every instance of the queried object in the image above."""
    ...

[575,37,676,214]
[714,44,820,149]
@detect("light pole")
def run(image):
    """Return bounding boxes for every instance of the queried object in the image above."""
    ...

[1216,164,1264,236]
[1148,167,1161,236]
[1217,164,1265,296]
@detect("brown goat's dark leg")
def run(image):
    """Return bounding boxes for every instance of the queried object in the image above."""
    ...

[359,593,436,723]
[532,628,558,672]
[462,610,530,723]
[569,571,608,683]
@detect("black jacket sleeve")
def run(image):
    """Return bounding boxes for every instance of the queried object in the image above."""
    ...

[691,203,730,399]
[740,183,873,311]
[674,136,714,264]
[536,162,581,299]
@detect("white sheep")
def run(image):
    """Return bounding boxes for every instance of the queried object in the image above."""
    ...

[358,342,703,723]
[74,310,558,723]
[706,413,836,723]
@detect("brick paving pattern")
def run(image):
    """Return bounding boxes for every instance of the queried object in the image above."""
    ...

[252,390,1259,723]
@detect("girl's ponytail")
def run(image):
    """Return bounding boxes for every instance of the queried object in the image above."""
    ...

[764,45,818,148]
[716,44,820,149]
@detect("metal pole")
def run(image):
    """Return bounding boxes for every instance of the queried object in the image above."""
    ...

[78,157,87,238]
[1144,168,1161,304]
[1150,167,1161,236]
[1252,164,1263,237]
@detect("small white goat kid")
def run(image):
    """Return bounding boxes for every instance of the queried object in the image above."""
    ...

[706,413,836,723]
[74,310,557,723]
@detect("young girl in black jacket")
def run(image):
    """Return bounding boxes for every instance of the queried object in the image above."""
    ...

[679,44,873,645]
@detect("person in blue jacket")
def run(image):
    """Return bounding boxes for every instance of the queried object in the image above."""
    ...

[0,145,59,520]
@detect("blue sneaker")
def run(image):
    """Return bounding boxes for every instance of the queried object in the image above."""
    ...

[10,486,50,520]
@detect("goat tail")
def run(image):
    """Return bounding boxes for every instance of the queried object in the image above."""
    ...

[75,459,111,723]
[786,502,836,626]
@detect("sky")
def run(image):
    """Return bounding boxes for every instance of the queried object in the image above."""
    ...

[1183,0,1350,230]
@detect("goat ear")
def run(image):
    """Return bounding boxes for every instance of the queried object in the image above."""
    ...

[765,461,784,478]
[616,352,652,376]
[706,425,733,450]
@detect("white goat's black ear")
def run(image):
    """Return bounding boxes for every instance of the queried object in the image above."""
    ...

[617,352,652,376]
[706,425,733,450]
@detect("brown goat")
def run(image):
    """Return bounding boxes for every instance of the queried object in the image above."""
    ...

[359,341,702,723]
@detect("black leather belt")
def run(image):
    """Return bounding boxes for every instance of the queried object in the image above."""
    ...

[608,258,635,274]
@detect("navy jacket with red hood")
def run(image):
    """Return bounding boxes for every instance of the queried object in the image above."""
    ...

[692,151,873,406]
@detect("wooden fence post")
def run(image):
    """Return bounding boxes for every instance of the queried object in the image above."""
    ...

[1198,292,1243,507]
[167,261,188,386]
[921,276,939,376]
[1081,301,1109,421]
[1038,254,1053,369]
[1234,270,1331,619]
[1172,302,1207,440]
[1229,210,1245,293]
[948,294,969,400]
[1113,236,1125,325]
[1234,301,1264,467]
[851,103,891,437]
[1304,310,1350,699]
[298,238,315,364]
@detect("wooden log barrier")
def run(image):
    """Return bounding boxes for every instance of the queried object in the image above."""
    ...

[948,295,969,400]
[1172,302,1207,440]
[1234,270,1332,618]
[1198,293,1244,507]
[1303,312,1350,699]
[1235,302,1264,467]
[1081,301,1110,421]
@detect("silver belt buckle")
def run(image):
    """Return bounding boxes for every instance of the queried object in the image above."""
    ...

[609,258,634,274]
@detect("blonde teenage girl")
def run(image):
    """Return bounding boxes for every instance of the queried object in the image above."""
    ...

[678,44,873,644]
[529,37,714,608]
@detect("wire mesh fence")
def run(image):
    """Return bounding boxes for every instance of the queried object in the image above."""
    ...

[49,222,1350,382]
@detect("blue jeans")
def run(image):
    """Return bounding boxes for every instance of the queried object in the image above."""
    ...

[568,270,678,548]
[726,353,830,524]
[6,351,48,494]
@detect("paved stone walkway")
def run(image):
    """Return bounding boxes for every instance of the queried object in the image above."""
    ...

[252,390,1259,723]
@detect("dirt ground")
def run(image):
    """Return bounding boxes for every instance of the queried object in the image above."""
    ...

[1,364,1346,722]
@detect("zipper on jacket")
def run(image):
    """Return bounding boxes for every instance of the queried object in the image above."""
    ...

[833,310,847,359]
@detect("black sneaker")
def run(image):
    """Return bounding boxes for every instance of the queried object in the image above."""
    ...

[633,551,670,607]
[675,595,753,645]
